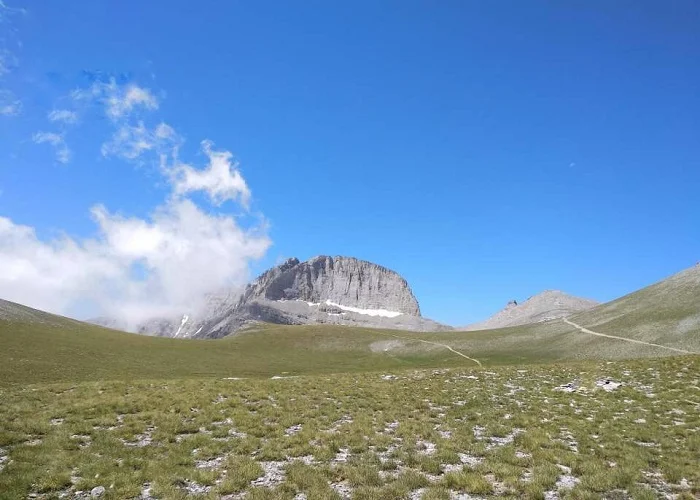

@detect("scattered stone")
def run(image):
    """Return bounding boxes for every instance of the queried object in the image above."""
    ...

[596,379,622,392]
[634,441,659,448]
[555,472,580,490]
[384,421,399,433]
[122,427,155,447]
[50,418,64,425]
[140,483,154,499]
[71,434,92,449]
[408,488,427,500]
[333,447,351,463]
[437,429,452,439]
[554,381,578,393]
[330,481,352,499]
[381,374,398,381]
[294,455,315,465]
[416,440,437,455]
[251,461,286,488]
[458,453,483,467]
[228,428,247,439]
[183,480,211,495]
[285,424,303,436]
[442,463,463,473]
[212,417,234,426]
[195,455,227,469]
[90,486,105,497]
[487,428,523,449]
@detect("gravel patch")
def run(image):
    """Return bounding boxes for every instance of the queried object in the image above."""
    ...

[251,461,286,488]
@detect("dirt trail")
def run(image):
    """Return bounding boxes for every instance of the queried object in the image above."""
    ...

[563,318,697,355]
[386,333,482,367]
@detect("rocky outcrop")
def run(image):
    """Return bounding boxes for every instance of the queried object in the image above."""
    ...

[238,256,421,316]
[95,256,449,338]
[463,290,598,331]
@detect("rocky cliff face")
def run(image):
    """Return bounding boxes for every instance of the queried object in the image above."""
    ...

[463,290,599,331]
[239,256,421,316]
[93,256,448,338]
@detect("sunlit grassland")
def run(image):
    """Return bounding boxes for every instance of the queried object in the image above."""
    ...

[1,355,698,499]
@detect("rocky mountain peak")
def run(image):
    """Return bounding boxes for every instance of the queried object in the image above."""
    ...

[463,290,599,331]
[239,255,421,316]
[91,255,447,338]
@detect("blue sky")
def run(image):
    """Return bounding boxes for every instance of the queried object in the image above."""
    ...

[0,1,699,325]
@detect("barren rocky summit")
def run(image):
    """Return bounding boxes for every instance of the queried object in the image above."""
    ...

[97,255,449,338]
[464,290,599,331]
[240,256,421,316]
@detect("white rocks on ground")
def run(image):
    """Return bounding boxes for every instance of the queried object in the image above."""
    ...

[90,486,105,497]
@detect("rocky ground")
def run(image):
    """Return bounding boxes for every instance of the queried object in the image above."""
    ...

[0,356,698,499]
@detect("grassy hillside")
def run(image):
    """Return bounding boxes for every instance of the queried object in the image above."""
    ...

[1,356,697,499]
[1,296,694,386]
[0,316,469,386]
[569,264,700,352]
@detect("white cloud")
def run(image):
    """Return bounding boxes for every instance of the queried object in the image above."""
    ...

[0,89,20,116]
[0,49,17,76]
[106,84,158,120]
[0,197,270,329]
[3,78,271,329]
[101,122,155,160]
[32,131,71,163]
[73,79,158,121]
[101,121,181,161]
[171,140,252,207]
[0,216,121,316]
[48,109,78,124]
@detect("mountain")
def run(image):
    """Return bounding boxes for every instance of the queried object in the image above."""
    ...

[0,298,80,326]
[567,263,700,352]
[463,290,599,330]
[4,264,699,385]
[94,256,450,338]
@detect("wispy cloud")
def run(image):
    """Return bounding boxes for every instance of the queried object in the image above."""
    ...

[2,78,270,327]
[101,121,181,161]
[48,109,78,124]
[72,79,159,121]
[0,2,25,117]
[0,89,20,115]
[32,131,71,164]
[106,84,158,120]
[171,141,252,208]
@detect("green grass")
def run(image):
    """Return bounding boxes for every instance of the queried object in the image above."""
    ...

[569,264,700,352]
[2,301,693,386]
[0,355,697,499]
[1,294,700,498]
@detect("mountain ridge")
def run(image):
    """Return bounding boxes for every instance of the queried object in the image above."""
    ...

[92,255,449,337]
[463,289,599,331]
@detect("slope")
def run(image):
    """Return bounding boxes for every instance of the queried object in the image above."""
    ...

[0,302,463,386]
[3,294,696,386]
[567,263,700,352]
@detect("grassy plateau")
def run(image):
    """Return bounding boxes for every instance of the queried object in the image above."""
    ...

[0,262,699,500]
